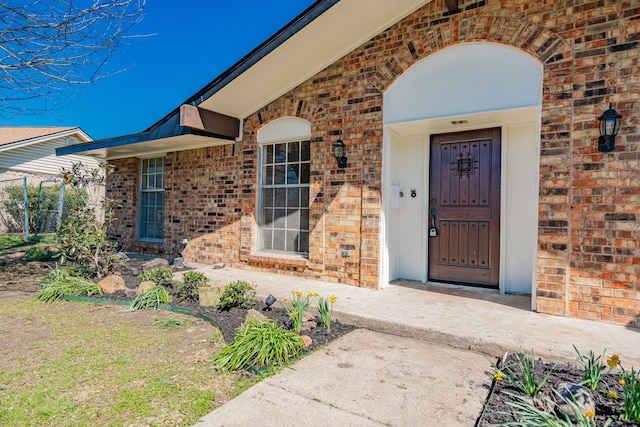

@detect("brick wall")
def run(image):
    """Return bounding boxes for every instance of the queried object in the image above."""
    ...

[108,0,640,326]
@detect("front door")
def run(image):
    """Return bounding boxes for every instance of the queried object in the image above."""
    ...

[428,128,501,287]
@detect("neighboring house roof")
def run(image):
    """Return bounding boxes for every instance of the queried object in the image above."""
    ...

[0,126,96,176]
[0,126,76,147]
[57,0,431,160]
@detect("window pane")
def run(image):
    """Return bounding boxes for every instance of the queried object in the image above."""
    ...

[287,164,299,185]
[300,209,309,229]
[274,209,286,229]
[288,141,299,162]
[157,174,163,189]
[273,230,286,251]
[300,163,310,184]
[262,166,273,185]
[265,145,274,164]
[262,208,273,226]
[262,188,274,207]
[274,189,286,207]
[287,188,299,207]
[299,232,309,252]
[262,229,273,250]
[301,187,309,206]
[274,165,286,185]
[274,143,286,163]
[286,230,299,252]
[300,140,310,161]
[287,209,300,229]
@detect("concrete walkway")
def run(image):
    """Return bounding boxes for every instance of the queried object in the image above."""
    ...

[186,266,640,426]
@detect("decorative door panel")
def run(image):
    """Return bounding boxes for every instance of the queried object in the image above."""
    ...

[428,128,501,287]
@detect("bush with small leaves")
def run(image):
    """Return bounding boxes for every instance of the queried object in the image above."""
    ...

[177,271,208,301]
[138,267,177,288]
[216,280,256,310]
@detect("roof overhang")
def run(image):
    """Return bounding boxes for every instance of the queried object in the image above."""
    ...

[58,0,433,160]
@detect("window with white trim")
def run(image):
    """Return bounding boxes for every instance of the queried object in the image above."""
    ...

[259,140,310,254]
[139,157,164,240]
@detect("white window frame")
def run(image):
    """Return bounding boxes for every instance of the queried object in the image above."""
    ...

[258,138,311,255]
[138,156,165,242]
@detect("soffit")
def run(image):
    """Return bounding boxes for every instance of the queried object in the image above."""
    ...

[198,0,432,119]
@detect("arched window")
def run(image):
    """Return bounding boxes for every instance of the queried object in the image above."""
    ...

[257,118,311,254]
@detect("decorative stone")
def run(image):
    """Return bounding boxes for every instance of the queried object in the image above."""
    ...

[97,274,126,293]
[301,319,317,331]
[302,312,315,322]
[141,258,169,272]
[301,335,312,348]
[198,286,225,307]
[245,309,267,323]
[554,382,595,422]
[137,280,155,293]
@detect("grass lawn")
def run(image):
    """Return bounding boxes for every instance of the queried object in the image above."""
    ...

[0,237,259,427]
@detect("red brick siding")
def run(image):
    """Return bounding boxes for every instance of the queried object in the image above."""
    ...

[107,0,640,325]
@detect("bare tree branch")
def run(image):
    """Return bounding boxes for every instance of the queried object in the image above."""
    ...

[0,0,147,117]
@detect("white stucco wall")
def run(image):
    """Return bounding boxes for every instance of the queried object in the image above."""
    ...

[382,43,542,295]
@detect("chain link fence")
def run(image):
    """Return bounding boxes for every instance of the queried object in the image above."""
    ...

[0,177,87,242]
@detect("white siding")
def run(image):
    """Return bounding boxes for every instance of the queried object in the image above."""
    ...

[0,135,99,177]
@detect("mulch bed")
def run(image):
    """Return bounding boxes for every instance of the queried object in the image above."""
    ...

[478,353,640,426]
[106,288,355,354]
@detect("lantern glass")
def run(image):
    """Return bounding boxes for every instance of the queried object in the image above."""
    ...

[333,140,344,159]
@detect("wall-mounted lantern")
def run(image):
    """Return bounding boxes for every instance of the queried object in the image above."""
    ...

[333,139,347,168]
[597,103,622,153]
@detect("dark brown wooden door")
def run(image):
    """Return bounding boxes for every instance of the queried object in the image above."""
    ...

[428,128,501,287]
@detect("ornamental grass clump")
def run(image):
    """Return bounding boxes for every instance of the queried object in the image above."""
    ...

[493,349,557,397]
[620,366,640,421]
[573,346,620,391]
[315,294,337,331]
[127,285,172,311]
[211,319,305,372]
[37,266,103,302]
[281,290,313,333]
[502,391,612,427]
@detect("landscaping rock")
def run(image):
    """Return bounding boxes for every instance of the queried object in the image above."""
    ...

[245,309,267,323]
[97,275,127,293]
[198,286,225,307]
[141,258,169,272]
[302,312,315,322]
[137,280,155,293]
[301,319,317,331]
[301,335,312,348]
[554,382,595,422]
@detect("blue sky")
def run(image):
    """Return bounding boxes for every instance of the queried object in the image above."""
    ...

[2,1,316,140]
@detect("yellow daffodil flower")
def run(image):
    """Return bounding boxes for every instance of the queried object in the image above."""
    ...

[329,295,337,304]
[492,371,504,381]
[619,379,626,386]
[290,311,298,318]
[585,410,595,418]
[606,354,620,368]
[608,391,618,399]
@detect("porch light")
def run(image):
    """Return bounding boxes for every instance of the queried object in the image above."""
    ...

[597,103,622,153]
[333,139,347,168]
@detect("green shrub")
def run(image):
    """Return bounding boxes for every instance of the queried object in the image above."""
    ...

[622,367,640,421]
[127,286,172,311]
[138,267,177,288]
[216,280,256,310]
[211,319,305,371]
[177,271,208,301]
[56,161,121,278]
[23,246,55,261]
[37,267,103,302]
